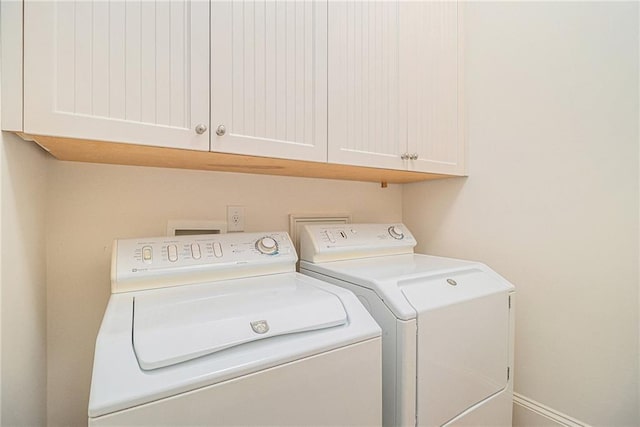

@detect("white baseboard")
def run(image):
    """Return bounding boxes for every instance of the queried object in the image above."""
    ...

[513,393,591,427]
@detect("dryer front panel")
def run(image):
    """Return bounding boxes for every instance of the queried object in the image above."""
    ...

[401,269,511,426]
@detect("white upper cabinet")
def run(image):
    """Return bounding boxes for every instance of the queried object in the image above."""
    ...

[211,1,328,162]
[23,0,210,151]
[5,0,464,182]
[328,1,464,175]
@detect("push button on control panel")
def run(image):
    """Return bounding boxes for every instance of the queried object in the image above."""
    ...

[213,242,223,258]
[142,246,153,264]
[191,243,201,260]
[167,244,178,262]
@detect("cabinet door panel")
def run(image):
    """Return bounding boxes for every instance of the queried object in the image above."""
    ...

[24,0,210,151]
[211,1,327,162]
[329,1,464,175]
[328,1,406,170]
[407,2,464,175]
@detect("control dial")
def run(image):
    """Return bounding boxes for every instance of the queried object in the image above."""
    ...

[256,237,278,255]
[388,225,405,240]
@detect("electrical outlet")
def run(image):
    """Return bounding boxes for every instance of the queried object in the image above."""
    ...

[227,206,245,232]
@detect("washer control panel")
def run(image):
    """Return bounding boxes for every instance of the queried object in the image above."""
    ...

[299,223,417,263]
[112,232,296,293]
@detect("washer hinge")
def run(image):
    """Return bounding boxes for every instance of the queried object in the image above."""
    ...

[507,366,511,381]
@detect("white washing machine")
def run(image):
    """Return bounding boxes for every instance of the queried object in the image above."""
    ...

[89,231,382,426]
[299,223,515,427]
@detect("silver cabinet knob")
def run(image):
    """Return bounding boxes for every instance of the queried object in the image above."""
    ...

[195,124,208,134]
[401,153,410,160]
[216,125,226,136]
[410,153,419,160]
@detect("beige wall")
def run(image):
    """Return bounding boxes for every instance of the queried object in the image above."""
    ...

[0,132,49,426]
[404,2,639,426]
[45,161,402,426]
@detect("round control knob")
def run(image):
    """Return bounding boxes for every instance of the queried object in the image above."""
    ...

[388,225,405,240]
[256,237,278,255]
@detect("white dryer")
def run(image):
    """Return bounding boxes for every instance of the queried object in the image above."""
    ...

[89,231,382,426]
[299,223,515,427]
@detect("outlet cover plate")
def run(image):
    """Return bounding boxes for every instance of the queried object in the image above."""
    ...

[227,206,245,232]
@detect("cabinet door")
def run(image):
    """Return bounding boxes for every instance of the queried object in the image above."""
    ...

[211,1,327,162]
[24,1,210,151]
[328,1,464,175]
[405,2,465,175]
[327,1,407,170]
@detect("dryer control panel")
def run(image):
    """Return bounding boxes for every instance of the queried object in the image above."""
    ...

[111,232,296,293]
[300,223,417,263]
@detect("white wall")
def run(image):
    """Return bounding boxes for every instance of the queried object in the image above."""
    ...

[404,2,639,426]
[0,131,49,426]
[45,161,402,426]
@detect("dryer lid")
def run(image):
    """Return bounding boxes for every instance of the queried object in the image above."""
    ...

[132,281,347,370]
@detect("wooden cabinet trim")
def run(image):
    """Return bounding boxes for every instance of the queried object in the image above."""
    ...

[22,134,460,185]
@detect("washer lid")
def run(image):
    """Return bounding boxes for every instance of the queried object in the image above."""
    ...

[133,282,347,370]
